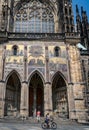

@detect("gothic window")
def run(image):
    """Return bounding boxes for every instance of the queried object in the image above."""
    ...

[65,8,68,15]
[70,17,73,24]
[12,45,18,56]
[54,46,60,57]
[14,1,54,33]
[69,8,71,15]
[71,26,73,32]
[66,17,69,24]
[66,26,69,32]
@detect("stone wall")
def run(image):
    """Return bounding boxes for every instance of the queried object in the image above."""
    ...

[67,42,87,122]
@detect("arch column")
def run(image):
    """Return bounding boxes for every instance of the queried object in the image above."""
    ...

[44,82,53,115]
[0,81,6,117]
[20,82,29,117]
[33,87,37,117]
[67,83,76,119]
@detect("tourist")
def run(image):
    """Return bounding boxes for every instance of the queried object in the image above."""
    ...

[36,110,41,122]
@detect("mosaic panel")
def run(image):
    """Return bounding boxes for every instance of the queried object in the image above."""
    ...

[28,45,45,76]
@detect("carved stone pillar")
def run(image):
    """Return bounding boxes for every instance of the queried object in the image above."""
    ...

[44,82,53,116]
[2,45,6,81]
[0,81,6,117]
[45,46,49,82]
[24,46,27,81]
[20,82,29,117]
[66,44,76,120]
[67,83,76,119]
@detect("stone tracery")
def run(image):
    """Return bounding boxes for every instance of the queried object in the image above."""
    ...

[14,0,54,33]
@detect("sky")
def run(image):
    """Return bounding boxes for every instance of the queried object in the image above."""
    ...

[72,0,89,23]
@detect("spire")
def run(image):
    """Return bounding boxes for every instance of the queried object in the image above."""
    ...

[81,6,84,21]
[76,5,81,33]
[76,5,81,24]
[80,6,89,49]
[76,4,79,15]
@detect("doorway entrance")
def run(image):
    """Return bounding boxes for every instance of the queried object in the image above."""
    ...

[4,72,21,116]
[29,72,44,117]
[52,72,69,118]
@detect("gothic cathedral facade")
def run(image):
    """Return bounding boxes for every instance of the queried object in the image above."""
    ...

[0,0,88,123]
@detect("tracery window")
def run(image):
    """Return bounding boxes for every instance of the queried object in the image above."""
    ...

[14,0,54,33]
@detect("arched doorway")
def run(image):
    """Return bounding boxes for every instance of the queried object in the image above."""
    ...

[4,72,21,116]
[29,72,44,117]
[52,72,69,118]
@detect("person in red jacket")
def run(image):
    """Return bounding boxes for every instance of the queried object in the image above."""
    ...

[36,110,41,122]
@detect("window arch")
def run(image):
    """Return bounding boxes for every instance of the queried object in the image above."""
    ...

[69,8,72,15]
[66,17,69,24]
[12,45,18,56]
[54,46,60,57]
[65,8,68,15]
[70,17,73,24]
[14,1,54,33]
[66,26,69,32]
[71,26,73,32]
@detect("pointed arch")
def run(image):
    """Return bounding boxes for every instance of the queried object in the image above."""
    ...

[5,70,22,84]
[4,70,21,116]
[14,0,57,15]
[51,71,67,86]
[14,0,56,33]
[28,70,45,84]
[52,71,69,118]
[28,70,44,116]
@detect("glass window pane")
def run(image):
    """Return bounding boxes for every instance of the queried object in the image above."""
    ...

[14,1,54,33]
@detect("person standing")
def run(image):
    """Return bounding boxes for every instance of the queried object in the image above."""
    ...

[36,110,41,122]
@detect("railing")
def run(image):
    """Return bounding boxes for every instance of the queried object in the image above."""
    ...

[0,31,80,40]
[65,32,80,38]
[8,32,65,40]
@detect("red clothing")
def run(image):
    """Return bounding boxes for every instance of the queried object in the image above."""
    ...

[37,111,41,116]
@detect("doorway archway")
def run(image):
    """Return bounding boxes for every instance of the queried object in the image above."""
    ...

[29,72,44,117]
[52,72,69,118]
[4,72,21,116]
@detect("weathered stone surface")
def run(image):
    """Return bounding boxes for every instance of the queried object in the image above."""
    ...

[0,0,88,123]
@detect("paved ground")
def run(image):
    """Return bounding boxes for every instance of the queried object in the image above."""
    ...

[0,118,89,130]
[0,122,89,130]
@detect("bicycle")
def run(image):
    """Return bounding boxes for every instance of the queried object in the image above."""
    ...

[41,118,57,129]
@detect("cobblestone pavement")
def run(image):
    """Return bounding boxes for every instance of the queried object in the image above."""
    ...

[0,117,89,130]
[0,122,89,130]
